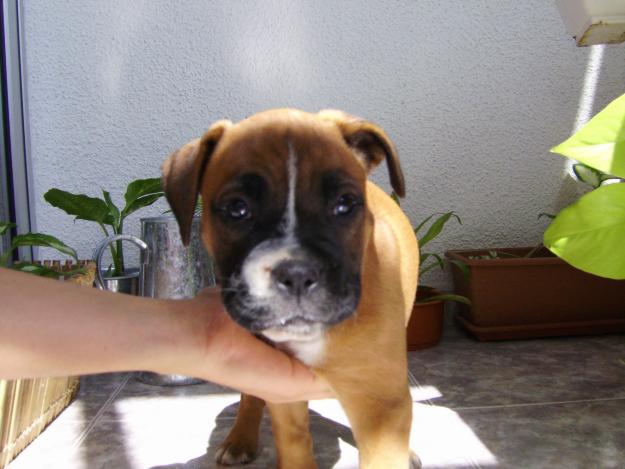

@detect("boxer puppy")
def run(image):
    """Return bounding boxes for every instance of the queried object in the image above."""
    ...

[162,109,419,469]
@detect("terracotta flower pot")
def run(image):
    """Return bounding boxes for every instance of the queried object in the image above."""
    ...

[407,289,444,350]
[446,247,625,341]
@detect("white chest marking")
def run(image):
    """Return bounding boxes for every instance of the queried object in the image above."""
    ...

[285,337,327,366]
[262,327,327,366]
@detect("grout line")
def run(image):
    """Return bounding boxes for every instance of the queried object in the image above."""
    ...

[407,369,419,387]
[408,369,437,407]
[71,373,132,449]
[452,396,625,412]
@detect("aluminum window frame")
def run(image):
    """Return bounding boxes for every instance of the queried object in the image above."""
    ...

[1,0,34,261]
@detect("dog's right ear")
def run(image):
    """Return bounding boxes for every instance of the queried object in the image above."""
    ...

[162,120,231,245]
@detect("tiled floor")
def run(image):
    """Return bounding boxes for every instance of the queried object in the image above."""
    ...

[8,328,625,469]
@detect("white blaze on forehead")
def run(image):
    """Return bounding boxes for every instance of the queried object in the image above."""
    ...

[284,142,298,237]
[240,142,300,300]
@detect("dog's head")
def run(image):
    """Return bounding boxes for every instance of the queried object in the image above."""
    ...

[162,109,404,343]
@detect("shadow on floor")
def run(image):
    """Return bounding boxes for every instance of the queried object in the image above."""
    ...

[150,402,355,469]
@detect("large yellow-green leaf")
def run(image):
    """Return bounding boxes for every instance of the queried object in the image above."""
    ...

[544,183,625,279]
[551,93,625,179]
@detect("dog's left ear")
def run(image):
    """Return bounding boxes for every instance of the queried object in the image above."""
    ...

[318,110,405,197]
[162,119,232,245]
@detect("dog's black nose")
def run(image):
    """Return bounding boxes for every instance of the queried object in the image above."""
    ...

[272,260,319,299]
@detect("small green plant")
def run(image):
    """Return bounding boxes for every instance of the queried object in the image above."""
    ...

[44,178,163,277]
[545,92,625,280]
[0,221,84,278]
[391,193,470,305]
[466,213,555,260]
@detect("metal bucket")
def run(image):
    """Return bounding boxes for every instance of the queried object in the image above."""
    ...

[140,216,216,300]
[97,268,142,295]
[93,217,216,386]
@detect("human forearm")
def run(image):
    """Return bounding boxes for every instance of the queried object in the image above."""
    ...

[0,267,330,402]
[0,267,190,379]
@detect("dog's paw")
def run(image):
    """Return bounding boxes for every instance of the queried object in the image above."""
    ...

[214,441,258,466]
[409,451,422,469]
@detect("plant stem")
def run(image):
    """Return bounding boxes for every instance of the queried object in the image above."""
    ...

[0,250,11,266]
[524,243,544,258]
[98,222,122,277]
[115,219,124,276]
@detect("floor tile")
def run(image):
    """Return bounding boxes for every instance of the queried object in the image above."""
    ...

[455,399,625,469]
[60,372,131,422]
[408,334,625,409]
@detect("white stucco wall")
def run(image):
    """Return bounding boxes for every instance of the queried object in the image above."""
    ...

[20,0,625,288]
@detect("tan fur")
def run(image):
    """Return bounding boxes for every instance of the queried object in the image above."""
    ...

[162,109,419,469]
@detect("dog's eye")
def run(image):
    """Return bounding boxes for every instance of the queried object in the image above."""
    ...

[333,194,359,217]
[225,198,251,220]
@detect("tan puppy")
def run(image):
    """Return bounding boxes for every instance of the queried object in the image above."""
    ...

[162,109,419,469]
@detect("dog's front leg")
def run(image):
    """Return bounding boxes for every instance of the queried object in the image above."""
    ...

[339,388,414,469]
[267,401,317,469]
[215,393,265,465]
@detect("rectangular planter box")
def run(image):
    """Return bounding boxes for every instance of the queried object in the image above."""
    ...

[446,247,625,341]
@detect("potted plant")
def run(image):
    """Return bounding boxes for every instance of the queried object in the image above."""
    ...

[446,94,625,341]
[391,195,470,349]
[0,221,84,278]
[445,243,623,340]
[44,177,163,293]
[544,92,625,280]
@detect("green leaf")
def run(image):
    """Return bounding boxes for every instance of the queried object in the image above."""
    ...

[11,233,78,260]
[12,262,86,278]
[0,221,16,235]
[122,178,164,218]
[551,93,625,179]
[449,259,471,279]
[544,183,625,279]
[413,214,436,236]
[44,189,114,225]
[390,191,401,206]
[12,262,64,278]
[418,212,461,248]
[417,293,472,305]
[572,163,603,189]
[102,190,121,230]
[419,254,444,277]
[123,193,163,219]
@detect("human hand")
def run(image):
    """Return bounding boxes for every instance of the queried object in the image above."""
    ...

[162,287,332,403]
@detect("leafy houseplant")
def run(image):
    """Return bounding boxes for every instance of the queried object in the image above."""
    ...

[444,95,625,342]
[544,92,625,280]
[0,221,83,278]
[409,212,471,350]
[391,193,470,349]
[446,96,625,342]
[44,178,163,277]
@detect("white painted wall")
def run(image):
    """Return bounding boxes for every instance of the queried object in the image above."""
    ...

[20,0,625,289]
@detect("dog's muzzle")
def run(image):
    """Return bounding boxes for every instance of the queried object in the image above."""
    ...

[272,259,320,301]
[222,244,360,340]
